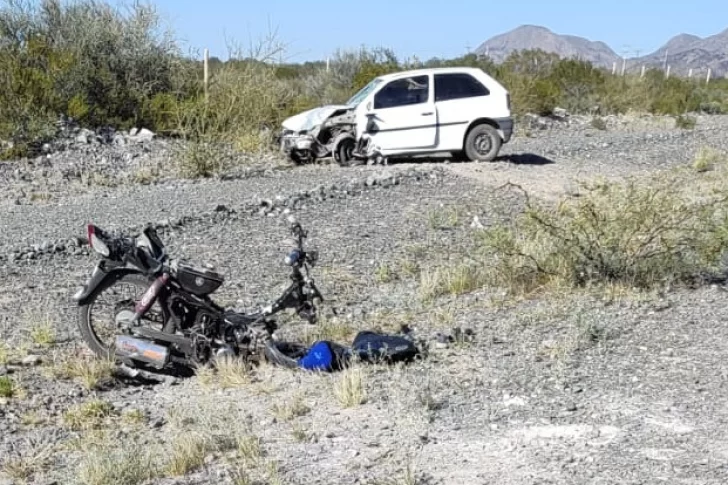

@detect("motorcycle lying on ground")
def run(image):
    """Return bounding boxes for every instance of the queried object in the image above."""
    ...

[71,218,323,373]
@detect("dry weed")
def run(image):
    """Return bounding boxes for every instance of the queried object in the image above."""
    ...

[333,365,367,408]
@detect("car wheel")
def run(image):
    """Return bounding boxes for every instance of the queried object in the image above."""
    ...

[464,124,502,162]
[333,133,361,166]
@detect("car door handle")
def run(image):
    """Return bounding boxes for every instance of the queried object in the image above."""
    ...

[421,111,433,116]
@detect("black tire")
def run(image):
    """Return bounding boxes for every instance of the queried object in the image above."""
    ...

[464,123,502,162]
[263,340,309,369]
[332,133,360,166]
[77,272,166,361]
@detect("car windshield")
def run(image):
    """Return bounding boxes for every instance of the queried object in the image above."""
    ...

[345,78,383,107]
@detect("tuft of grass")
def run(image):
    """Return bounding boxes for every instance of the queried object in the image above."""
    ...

[374,262,398,284]
[333,366,368,408]
[29,320,56,347]
[675,114,697,129]
[0,342,8,365]
[693,146,725,173]
[1,437,54,482]
[270,395,311,422]
[215,355,252,388]
[291,422,313,442]
[63,400,116,431]
[174,140,231,179]
[427,206,462,230]
[48,351,116,390]
[21,411,46,427]
[237,434,262,466]
[121,409,147,426]
[163,429,236,477]
[77,446,159,485]
[590,117,607,130]
[0,375,19,398]
[418,263,484,302]
[165,434,209,476]
[302,317,357,346]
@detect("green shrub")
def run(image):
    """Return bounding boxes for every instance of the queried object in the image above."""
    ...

[477,177,728,293]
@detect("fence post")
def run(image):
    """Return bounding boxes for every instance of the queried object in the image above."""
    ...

[640,65,645,78]
[621,57,626,76]
[204,48,209,102]
[706,68,712,84]
[665,65,670,79]
[612,62,617,75]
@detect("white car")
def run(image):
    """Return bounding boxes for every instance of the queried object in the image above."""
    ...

[278,66,513,165]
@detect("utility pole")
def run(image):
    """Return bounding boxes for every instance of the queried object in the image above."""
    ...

[203,48,209,102]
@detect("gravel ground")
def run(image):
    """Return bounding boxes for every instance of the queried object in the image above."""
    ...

[1,114,728,485]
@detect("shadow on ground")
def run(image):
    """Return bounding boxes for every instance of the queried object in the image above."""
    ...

[495,153,556,165]
[381,152,556,166]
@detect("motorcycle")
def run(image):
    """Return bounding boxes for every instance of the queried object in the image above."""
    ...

[71,218,324,372]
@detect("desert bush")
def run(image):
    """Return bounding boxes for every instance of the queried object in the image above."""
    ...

[0,0,188,155]
[2,0,728,159]
[478,177,728,294]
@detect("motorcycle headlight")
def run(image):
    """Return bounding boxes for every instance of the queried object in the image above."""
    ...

[284,249,301,266]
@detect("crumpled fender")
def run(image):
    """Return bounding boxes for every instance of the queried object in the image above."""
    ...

[281,104,351,132]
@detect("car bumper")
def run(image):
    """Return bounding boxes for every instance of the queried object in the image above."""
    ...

[495,117,514,143]
[278,132,314,153]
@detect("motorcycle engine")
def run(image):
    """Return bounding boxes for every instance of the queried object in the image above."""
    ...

[168,296,222,363]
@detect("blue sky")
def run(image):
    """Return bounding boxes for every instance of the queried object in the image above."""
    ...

[138,0,728,62]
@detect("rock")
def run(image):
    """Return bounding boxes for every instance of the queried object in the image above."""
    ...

[129,128,155,143]
[21,354,42,366]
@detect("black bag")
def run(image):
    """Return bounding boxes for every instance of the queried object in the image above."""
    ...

[351,331,419,363]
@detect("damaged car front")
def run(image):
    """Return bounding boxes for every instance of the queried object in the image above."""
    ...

[277,77,383,165]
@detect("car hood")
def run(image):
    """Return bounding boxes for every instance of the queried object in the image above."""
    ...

[281,104,351,132]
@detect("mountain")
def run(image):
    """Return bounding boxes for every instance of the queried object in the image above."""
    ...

[630,28,728,77]
[474,25,621,69]
[474,25,728,78]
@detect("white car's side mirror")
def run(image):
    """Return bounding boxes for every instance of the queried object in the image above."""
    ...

[366,101,372,111]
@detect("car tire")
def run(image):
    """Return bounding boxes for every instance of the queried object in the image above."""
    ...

[464,124,502,162]
[332,132,361,167]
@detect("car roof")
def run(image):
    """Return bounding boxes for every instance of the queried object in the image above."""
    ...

[377,66,485,81]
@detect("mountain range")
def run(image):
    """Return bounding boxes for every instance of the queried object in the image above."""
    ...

[475,25,728,78]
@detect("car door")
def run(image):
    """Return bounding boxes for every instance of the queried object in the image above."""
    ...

[365,74,437,151]
[434,72,491,151]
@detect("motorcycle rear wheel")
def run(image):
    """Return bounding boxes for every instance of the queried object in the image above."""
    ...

[77,272,169,361]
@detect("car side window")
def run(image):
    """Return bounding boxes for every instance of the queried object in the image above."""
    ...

[374,75,429,109]
[434,73,490,102]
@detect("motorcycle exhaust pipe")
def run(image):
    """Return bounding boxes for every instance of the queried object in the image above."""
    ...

[115,335,169,368]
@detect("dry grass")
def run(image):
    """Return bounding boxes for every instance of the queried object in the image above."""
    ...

[46,350,116,390]
[215,355,252,388]
[0,341,8,365]
[121,409,147,426]
[270,394,311,421]
[0,375,19,398]
[63,399,116,431]
[333,365,368,408]
[28,318,56,347]
[165,433,209,476]
[237,434,262,466]
[1,436,54,483]
[77,445,159,485]
[693,146,726,173]
[418,263,484,302]
[301,316,358,346]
